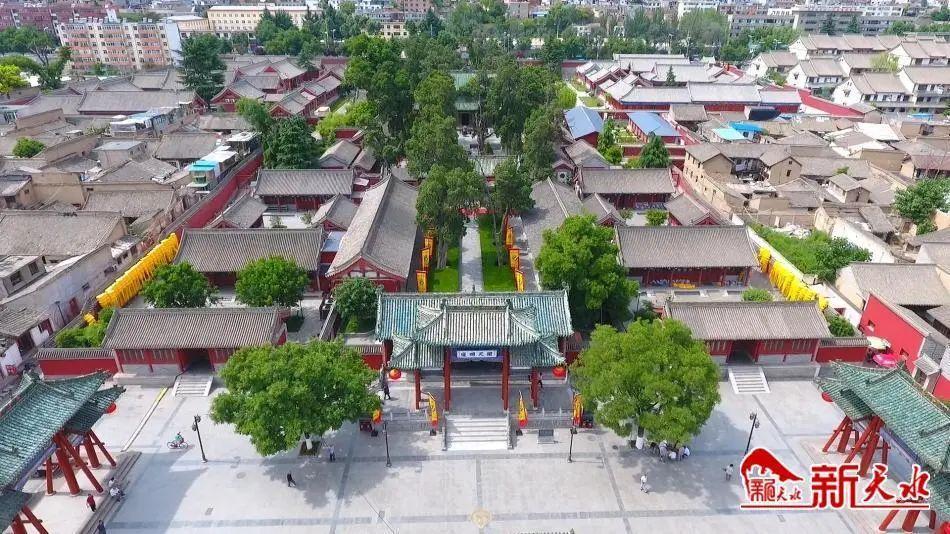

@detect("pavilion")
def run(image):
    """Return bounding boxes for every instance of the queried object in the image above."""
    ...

[375,291,574,412]
[817,362,949,532]
[1,372,124,534]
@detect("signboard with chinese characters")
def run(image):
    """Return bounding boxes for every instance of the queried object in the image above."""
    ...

[452,348,502,362]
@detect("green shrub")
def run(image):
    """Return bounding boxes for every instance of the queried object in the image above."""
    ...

[741,288,773,302]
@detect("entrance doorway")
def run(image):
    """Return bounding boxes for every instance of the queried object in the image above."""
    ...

[728,340,757,364]
[181,349,213,373]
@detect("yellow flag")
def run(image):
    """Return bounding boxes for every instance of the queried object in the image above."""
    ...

[518,392,528,428]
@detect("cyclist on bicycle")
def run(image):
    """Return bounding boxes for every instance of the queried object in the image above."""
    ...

[172,432,184,447]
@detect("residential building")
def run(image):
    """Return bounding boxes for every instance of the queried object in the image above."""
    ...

[728,12,795,39]
[747,51,799,80]
[677,0,720,18]
[898,66,950,115]
[833,72,912,113]
[0,2,106,32]
[787,58,846,93]
[396,0,431,12]
[56,19,173,73]
[379,20,408,39]
[206,5,313,36]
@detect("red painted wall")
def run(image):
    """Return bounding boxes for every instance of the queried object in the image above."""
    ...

[933,375,950,400]
[859,294,925,371]
[815,344,867,363]
[328,257,405,292]
[39,358,118,376]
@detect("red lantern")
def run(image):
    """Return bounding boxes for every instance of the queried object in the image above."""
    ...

[105,402,117,414]
[552,365,567,379]
[821,391,833,403]
[388,368,402,380]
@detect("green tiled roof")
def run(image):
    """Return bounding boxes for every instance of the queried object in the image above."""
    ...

[511,336,564,367]
[412,304,542,347]
[0,372,110,487]
[815,377,873,421]
[390,338,444,370]
[377,291,573,342]
[831,362,950,473]
[0,489,28,528]
[930,472,950,520]
[65,386,126,433]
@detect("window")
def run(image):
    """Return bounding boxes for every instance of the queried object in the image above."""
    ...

[28,262,38,275]
[10,271,22,285]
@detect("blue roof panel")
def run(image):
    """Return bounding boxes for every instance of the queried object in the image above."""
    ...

[713,127,746,141]
[564,106,604,139]
[626,111,679,138]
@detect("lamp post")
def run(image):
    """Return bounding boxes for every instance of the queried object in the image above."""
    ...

[192,415,207,463]
[745,412,761,455]
[568,427,577,463]
[384,420,392,468]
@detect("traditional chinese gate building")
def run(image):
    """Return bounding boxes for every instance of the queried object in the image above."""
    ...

[1,372,124,534]
[375,291,574,412]
[817,362,950,532]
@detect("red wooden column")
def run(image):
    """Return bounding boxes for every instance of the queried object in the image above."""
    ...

[87,430,117,467]
[44,457,54,495]
[55,433,103,494]
[10,516,27,534]
[844,416,884,477]
[530,368,539,408]
[901,510,922,533]
[20,507,47,534]
[413,370,422,410]
[53,435,81,495]
[443,347,452,412]
[501,348,510,411]
[821,416,855,454]
[82,438,101,469]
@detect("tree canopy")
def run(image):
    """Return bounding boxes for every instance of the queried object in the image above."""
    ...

[332,277,378,328]
[0,64,26,94]
[536,215,636,329]
[12,137,44,158]
[211,340,380,456]
[416,164,483,268]
[522,104,563,181]
[637,135,671,168]
[180,34,226,103]
[235,256,310,308]
[141,262,218,308]
[741,288,773,302]
[487,158,535,265]
[645,209,668,226]
[894,178,950,228]
[572,320,721,444]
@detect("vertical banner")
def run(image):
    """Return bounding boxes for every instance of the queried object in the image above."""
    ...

[505,226,514,249]
[424,235,435,252]
[514,270,525,292]
[427,393,439,428]
[416,270,428,293]
[518,392,528,428]
[508,247,520,271]
[572,394,583,426]
[421,247,431,271]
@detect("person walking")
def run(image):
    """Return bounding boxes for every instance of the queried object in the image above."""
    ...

[109,486,121,502]
[327,444,336,462]
[86,493,97,512]
[380,370,392,400]
[658,442,668,462]
[286,472,297,487]
[639,474,648,493]
[96,520,107,534]
[724,464,734,481]
[107,476,115,489]
[681,445,690,460]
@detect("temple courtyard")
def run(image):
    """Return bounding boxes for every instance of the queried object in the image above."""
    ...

[19,378,912,533]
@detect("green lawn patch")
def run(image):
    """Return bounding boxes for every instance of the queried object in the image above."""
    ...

[752,224,870,283]
[341,315,374,334]
[330,96,350,112]
[580,96,600,107]
[570,80,587,93]
[477,216,517,292]
[430,244,460,292]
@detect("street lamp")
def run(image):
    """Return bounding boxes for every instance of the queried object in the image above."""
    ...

[384,420,392,468]
[568,426,577,462]
[192,414,207,463]
[745,412,761,455]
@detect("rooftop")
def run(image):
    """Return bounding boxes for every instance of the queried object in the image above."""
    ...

[615,225,758,269]
[175,228,323,273]
[666,300,830,341]
[103,307,283,350]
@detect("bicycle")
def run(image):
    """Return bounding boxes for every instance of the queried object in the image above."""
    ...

[167,440,190,449]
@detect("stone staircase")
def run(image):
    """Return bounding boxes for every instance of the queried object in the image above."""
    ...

[173,373,214,397]
[728,366,770,395]
[445,416,509,451]
[77,451,141,534]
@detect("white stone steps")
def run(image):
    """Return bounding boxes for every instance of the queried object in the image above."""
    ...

[446,416,509,451]
[728,366,770,395]
[173,374,214,397]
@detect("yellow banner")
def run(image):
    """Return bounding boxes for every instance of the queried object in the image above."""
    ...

[424,236,434,252]
[97,233,180,309]
[509,248,520,271]
[514,270,525,292]
[416,270,428,293]
[572,394,583,425]
[518,392,528,427]
[505,226,514,248]
[421,247,431,270]
[427,393,439,427]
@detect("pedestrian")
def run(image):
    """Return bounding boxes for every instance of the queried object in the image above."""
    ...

[109,486,121,502]
[327,444,336,462]
[681,445,690,460]
[538,376,543,390]
[107,476,115,489]
[658,442,668,462]
[649,442,658,455]
[286,472,297,487]
[724,463,734,481]
[96,520,107,534]
[382,382,391,401]
[380,370,391,400]
[86,493,97,512]
[639,474,648,493]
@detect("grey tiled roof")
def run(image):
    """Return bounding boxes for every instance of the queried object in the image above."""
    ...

[82,189,176,218]
[255,169,353,197]
[579,168,674,195]
[0,210,123,257]
[103,307,282,350]
[196,114,250,132]
[564,140,609,169]
[319,139,361,167]
[522,179,585,252]
[844,263,950,306]
[96,158,177,183]
[0,306,44,337]
[313,195,358,230]
[175,228,323,272]
[669,104,708,122]
[665,193,713,225]
[581,193,621,224]
[77,90,196,114]
[155,132,220,161]
[218,192,267,228]
[327,177,419,279]
[36,348,115,360]
[615,225,757,269]
[667,301,830,341]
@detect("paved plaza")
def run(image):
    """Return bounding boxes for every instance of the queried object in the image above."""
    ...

[17,379,911,533]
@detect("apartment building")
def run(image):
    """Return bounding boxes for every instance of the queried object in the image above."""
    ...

[0,2,106,32]
[727,12,794,39]
[787,58,846,93]
[396,0,431,13]
[677,0,720,18]
[56,19,172,73]
[206,5,312,36]
[832,72,913,113]
[789,5,905,35]
[379,20,408,39]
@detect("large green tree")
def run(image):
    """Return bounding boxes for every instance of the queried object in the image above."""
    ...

[813,237,871,283]
[522,104,563,182]
[12,137,44,158]
[180,34,226,103]
[211,341,380,456]
[637,135,671,168]
[0,64,26,94]
[536,215,636,329]
[332,277,378,329]
[268,116,319,169]
[414,70,456,118]
[345,35,413,145]
[406,112,468,177]
[141,262,217,308]
[678,10,728,56]
[0,45,70,89]
[487,158,534,265]
[487,61,554,151]
[572,320,721,444]
[894,178,950,230]
[416,164,483,268]
[236,256,310,307]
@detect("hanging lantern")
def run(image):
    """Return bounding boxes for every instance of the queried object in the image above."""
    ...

[821,391,833,403]
[552,365,567,379]
[388,368,402,381]
[105,402,118,414]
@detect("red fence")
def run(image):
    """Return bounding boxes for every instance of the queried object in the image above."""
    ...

[170,151,263,238]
